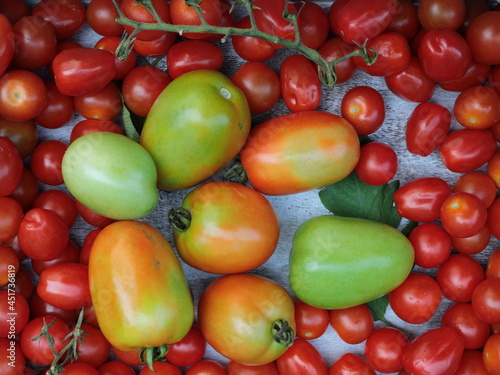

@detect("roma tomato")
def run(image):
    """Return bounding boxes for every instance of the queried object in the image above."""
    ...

[440,192,488,238]
[439,58,491,92]
[141,70,251,191]
[94,35,136,80]
[354,141,398,186]
[280,54,321,112]
[289,215,414,309]
[197,273,296,365]
[297,1,329,50]
[169,181,279,274]
[167,40,224,79]
[0,14,14,77]
[405,102,451,156]
[408,223,452,268]
[293,299,329,340]
[393,177,452,222]
[240,111,360,196]
[89,221,194,353]
[329,304,374,344]
[52,47,116,96]
[402,327,465,375]
[62,132,158,220]
[466,11,500,65]
[439,128,497,173]
[276,338,328,375]
[340,86,386,136]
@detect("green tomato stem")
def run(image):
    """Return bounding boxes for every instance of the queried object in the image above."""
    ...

[168,207,192,232]
[271,319,295,347]
[140,344,170,371]
[223,159,248,185]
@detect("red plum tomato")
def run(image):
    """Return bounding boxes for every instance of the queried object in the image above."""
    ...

[297,1,329,50]
[94,35,137,80]
[439,58,491,92]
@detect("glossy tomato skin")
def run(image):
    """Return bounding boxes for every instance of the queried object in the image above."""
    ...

[439,128,497,173]
[441,303,490,350]
[297,2,329,50]
[32,0,86,41]
[252,0,298,46]
[386,0,419,40]
[167,40,224,80]
[171,181,279,274]
[0,14,14,77]
[165,324,206,367]
[240,111,360,196]
[317,37,357,85]
[453,85,500,129]
[276,338,328,375]
[329,353,375,375]
[466,11,500,65]
[408,223,452,268]
[329,304,374,344]
[170,0,222,40]
[89,221,194,351]
[280,54,321,112]
[402,327,465,375]
[86,0,124,37]
[141,70,251,191]
[0,137,23,197]
[120,0,171,41]
[405,102,451,156]
[227,360,279,375]
[35,81,75,129]
[364,327,409,373]
[0,337,25,375]
[69,119,124,143]
[417,0,466,31]
[30,139,68,186]
[231,16,276,62]
[293,299,329,340]
[197,273,296,365]
[439,58,491,92]
[340,86,386,136]
[354,141,398,186]
[393,177,452,222]
[73,81,122,121]
[471,278,500,324]
[52,47,116,96]
[0,117,38,159]
[440,192,488,238]
[483,332,500,375]
[94,35,136,80]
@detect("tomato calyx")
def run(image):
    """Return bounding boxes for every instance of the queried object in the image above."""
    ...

[168,207,192,232]
[223,159,248,185]
[139,344,170,371]
[271,319,295,347]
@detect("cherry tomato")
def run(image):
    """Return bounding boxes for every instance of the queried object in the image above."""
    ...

[466,11,500,65]
[0,14,14,77]
[439,128,497,173]
[385,56,436,102]
[79,228,103,266]
[133,32,176,57]
[471,278,500,324]
[329,353,376,375]
[393,177,452,222]
[35,81,75,129]
[329,304,374,344]
[185,360,226,375]
[405,101,451,156]
[0,137,23,197]
[276,338,328,375]
[487,150,500,190]
[0,70,48,122]
[112,346,143,367]
[52,47,116,96]
[355,141,398,186]
[280,54,321,112]
[402,327,464,375]
[227,361,279,375]
[488,197,500,241]
[0,117,38,159]
[17,207,69,261]
[94,35,136,80]
[122,65,171,118]
[453,171,497,208]
[440,192,488,238]
[167,40,224,80]
[386,0,419,40]
[19,316,71,366]
[30,140,68,186]
[364,327,409,373]
[11,16,57,70]
[165,324,206,367]
[453,349,490,375]
[0,290,29,337]
[483,332,500,375]
[293,299,329,340]
[353,31,411,77]
[1,265,34,299]
[7,167,39,212]
[75,200,115,228]
[441,302,490,349]
[72,322,111,368]
[439,58,491,92]
[436,253,485,303]
[418,29,472,82]
[73,81,122,121]
[450,223,491,255]
[86,0,124,36]
[0,337,25,375]
[70,119,124,143]
[487,250,500,280]
[340,86,386,136]
[317,37,357,85]
[454,85,500,129]
[297,2,329,50]
[97,360,136,375]
[417,0,466,31]
[170,0,222,40]
[32,0,86,41]
[231,16,276,62]
[120,0,171,41]
[408,223,452,268]
[231,62,280,114]
[0,245,19,286]
[30,240,80,276]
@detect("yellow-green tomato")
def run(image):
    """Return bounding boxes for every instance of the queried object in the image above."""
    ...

[89,221,194,352]
[289,215,414,309]
[140,69,251,191]
[169,181,280,274]
[62,132,158,220]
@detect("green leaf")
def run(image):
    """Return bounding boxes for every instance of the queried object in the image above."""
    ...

[366,295,389,322]
[401,220,419,237]
[319,172,402,228]
[122,102,141,143]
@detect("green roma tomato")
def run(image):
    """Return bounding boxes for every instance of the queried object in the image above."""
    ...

[240,111,360,195]
[62,132,158,220]
[89,221,194,357]
[197,273,296,365]
[140,69,251,191]
[289,215,414,309]
[168,181,280,274]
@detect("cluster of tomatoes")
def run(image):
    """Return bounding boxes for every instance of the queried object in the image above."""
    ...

[1,0,500,374]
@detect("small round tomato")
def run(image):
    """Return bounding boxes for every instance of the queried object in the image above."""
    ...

[120,0,171,41]
[0,117,37,159]
[364,327,409,373]
[355,142,398,186]
[454,349,490,375]
[329,304,374,344]
[70,119,124,143]
[453,171,497,208]
[483,333,500,375]
[231,16,276,62]
[440,192,488,238]
[133,32,176,57]
[454,86,500,129]
[79,228,102,266]
[198,273,296,365]
[29,290,78,324]
[439,128,497,173]
[252,0,298,47]
[97,360,136,375]
[385,56,436,102]
[32,0,86,41]
[466,11,500,65]
[0,137,23,197]
[32,189,77,228]
[72,322,111,368]
[276,338,328,375]
[0,290,29,337]
[170,0,222,40]
[231,62,280,114]
[451,223,491,255]
[30,239,80,276]
[0,337,25,375]
[488,197,500,241]
[0,70,47,122]
[167,40,224,80]
[293,299,329,340]
[297,1,329,50]
[7,167,39,212]
[165,324,206,367]
[0,14,14,77]
[471,278,500,324]
[417,0,466,31]
[86,0,124,36]
[340,86,386,136]
[436,253,485,303]
[35,81,75,129]
[75,200,115,228]
[94,35,136,80]
[329,353,375,375]
[317,37,357,85]
[408,223,452,268]
[388,272,442,324]
[405,102,451,156]
[441,302,490,350]
[30,140,68,186]
[386,0,419,40]
[393,177,452,222]
[73,81,122,121]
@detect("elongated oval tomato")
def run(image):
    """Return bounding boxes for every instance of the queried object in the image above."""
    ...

[89,221,194,353]
[240,111,360,196]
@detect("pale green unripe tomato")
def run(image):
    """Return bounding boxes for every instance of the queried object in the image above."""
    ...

[62,132,159,220]
[289,215,415,309]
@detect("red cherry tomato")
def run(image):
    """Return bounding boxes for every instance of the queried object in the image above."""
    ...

[364,327,409,373]
[86,0,124,37]
[97,360,136,375]
[439,58,491,92]
[30,239,80,276]
[355,141,398,186]
[35,81,75,130]
[0,245,19,286]
[72,322,111,368]
[165,324,206,367]
[317,37,357,85]
[329,304,374,344]
[340,86,386,136]
[31,0,86,41]
[329,353,376,375]
[471,278,500,324]
[73,81,122,121]
[252,0,298,47]
[453,171,497,208]
[133,32,176,57]
[0,137,23,197]
[408,223,452,268]
[297,2,329,50]
[276,338,328,375]
[94,35,137,80]
[231,16,276,62]
[184,360,225,375]
[386,0,419,40]
[170,0,222,40]
[0,117,38,159]
[7,167,39,212]
[227,360,279,375]
[417,0,466,31]
[120,0,171,41]
[483,332,500,375]
[293,299,329,340]
[30,140,68,186]
[75,200,115,228]
[487,150,500,190]
[0,289,29,337]
[167,40,224,79]
[466,11,500,65]
[488,197,500,241]
[0,14,14,77]
[32,189,77,228]
[450,223,491,255]
[440,192,488,238]
[454,85,500,129]
[70,119,124,143]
